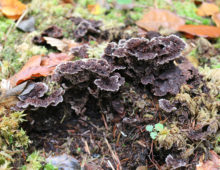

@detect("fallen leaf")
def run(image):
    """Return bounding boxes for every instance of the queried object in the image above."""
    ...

[136,8,185,31]
[87,4,101,15]
[44,37,81,52]
[0,0,27,19]
[16,17,35,32]
[178,25,220,38]
[9,53,73,87]
[61,0,74,4]
[196,151,220,170]
[212,13,220,27]
[197,2,219,17]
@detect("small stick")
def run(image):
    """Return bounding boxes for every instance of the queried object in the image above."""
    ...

[107,160,115,170]
[148,155,160,170]
[82,138,91,155]
[5,8,28,40]
[116,133,121,146]
[102,113,109,130]
[180,16,202,24]
[105,137,121,170]
[15,8,29,27]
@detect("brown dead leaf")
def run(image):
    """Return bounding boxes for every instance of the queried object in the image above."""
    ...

[196,151,220,170]
[136,8,185,31]
[61,0,74,4]
[212,13,220,27]
[9,53,73,87]
[44,37,81,52]
[178,25,220,38]
[0,0,27,19]
[197,2,219,17]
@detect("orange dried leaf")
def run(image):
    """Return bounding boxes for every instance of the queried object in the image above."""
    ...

[212,13,220,27]
[196,151,220,170]
[197,2,219,17]
[9,53,73,87]
[0,0,27,19]
[87,4,101,15]
[41,53,73,68]
[178,25,220,38]
[136,8,185,31]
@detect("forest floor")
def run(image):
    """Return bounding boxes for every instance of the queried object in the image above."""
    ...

[0,0,219,169]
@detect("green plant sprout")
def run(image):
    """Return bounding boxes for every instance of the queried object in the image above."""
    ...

[22,152,58,170]
[117,0,132,5]
[146,123,164,140]
[145,125,154,132]
[155,123,164,132]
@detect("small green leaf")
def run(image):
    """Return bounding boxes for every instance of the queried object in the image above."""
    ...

[145,125,154,132]
[90,41,96,45]
[44,163,58,170]
[77,147,81,153]
[117,0,132,5]
[212,64,220,69]
[150,132,158,140]
[155,123,164,132]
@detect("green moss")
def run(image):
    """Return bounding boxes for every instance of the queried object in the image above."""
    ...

[0,0,76,79]
[0,30,49,80]
[76,0,96,6]
[214,38,220,49]
[129,7,144,21]
[210,56,220,69]
[172,0,211,25]
[22,152,45,170]
[0,17,14,40]
[156,124,187,150]
[22,151,58,170]
[29,0,73,34]
[0,110,30,168]
[87,42,108,58]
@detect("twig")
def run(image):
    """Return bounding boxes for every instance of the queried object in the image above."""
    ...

[116,133,121,146]
[148,155,160,170]
[82,138,91,155]
[102,113,109,130]
[149,141,161,170]
[15,8,29,27]
[104,137,121,170]
[107,160,115,170]
[180,16,202,24]
[79,118,99,130]
[5,8,28,41]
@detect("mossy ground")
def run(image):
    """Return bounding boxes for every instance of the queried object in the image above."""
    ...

[0,0,219,169]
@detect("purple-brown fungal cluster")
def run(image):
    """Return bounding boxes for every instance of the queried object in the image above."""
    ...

[32,26,63,45]
[16,35,200,117]
[102,35,198,96]
[17,82,64,109]
[70,17,102,40]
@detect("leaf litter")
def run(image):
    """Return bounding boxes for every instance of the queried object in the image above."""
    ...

[0,0,220,169]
